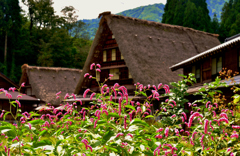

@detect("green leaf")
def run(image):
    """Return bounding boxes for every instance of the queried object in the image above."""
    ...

[3,112,10,120]
[130,119,148,127]
[145,115,154,118]
[124,105,136,111]
[140,91,147,97]
[39,130,48,136]
[108,113,119,118]
[106,146,118,152]
[33,140,52,148]
[29,119,45,125]
[102,131,114,145]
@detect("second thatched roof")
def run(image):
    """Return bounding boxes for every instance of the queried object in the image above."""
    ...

[20,64,82,105]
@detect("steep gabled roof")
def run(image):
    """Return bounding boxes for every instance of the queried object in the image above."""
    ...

[20,64,82,105]
[170,36,240,71]
[75,12,220,94]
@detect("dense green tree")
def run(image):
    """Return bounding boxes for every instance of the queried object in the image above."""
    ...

[163,0,212,32]
[0,0,91,83]
[162,0,178,24]
[219,0,240,42]
[0,0,22,78]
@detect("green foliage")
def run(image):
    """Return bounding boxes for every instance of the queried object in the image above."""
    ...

[0,0,92,82]
[1,71,240,155]
[219,0,240,42]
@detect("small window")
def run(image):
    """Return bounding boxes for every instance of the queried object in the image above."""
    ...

[216,57,222,73]
[110,68,119,80]
[96,72,100,82]
[103,51,107,62]
[112,49,116,61]
[121,53,124,60]
[196,68,200,79]
[112,35,115,39]
[212,58,217,75]
[129,71,132,79]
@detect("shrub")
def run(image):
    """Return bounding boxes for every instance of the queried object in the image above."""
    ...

[0,64,239,156]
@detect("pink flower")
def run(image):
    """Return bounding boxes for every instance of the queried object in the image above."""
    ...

[218,117,229,124]
[232,125,240,129]
[96,68,101,72]
[182,112,187,120]
[96,64,101,68]
[28,123,32,130]
[155,134,163,139]
[169,104,174,108]
[206,101,211,108]
[170,100,176,106]
[83,89,90,98]
[163,84,170,94]
[116,133,124,138]
[230,152,234,156]
[127,133,133,138]
[94,120,98,128]
[109,74,114,77]
[16,100,21,107]
[156,128,163,132]
[212,111,216,118]
[64,93,69,99]
[204,119,209,134]
[21,82,25,87]
[90,63,95,70]
[188,112,203,128]
[84,73,90,77]
[230,132,239,139]
[165,127,169,137]
[226,148,231,152]
[171,114,176,118]
[9,87,16,92]
[220,113,228,119]
[56,91,61,96]
[90,93,96,100]
[158,83,162,89]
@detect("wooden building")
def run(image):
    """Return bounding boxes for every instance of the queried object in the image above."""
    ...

[74,11,220,98]
[0,72,39,122]
[170,34,240,103]
[19,64,82,106]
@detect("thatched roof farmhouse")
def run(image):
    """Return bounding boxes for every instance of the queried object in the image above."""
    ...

[20,64,82,105]
[74,12,220,95]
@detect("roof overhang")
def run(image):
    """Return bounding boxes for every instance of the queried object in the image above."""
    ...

[170,36,240,71]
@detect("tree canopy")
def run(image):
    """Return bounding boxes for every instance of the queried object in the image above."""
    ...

[0,0,92,82]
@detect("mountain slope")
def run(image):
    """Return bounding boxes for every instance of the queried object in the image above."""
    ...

[82,0,228,39]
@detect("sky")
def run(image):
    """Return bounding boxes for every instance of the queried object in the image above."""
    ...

[20,0,166,20]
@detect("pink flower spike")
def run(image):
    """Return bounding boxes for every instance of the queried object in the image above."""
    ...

[90,93,96,100]
[96,68,101,72]
[165,127,169,137]
[206,101,211,108]
[21,82,25,87]
[182,112,187,120]
[96,64,101,68]
[226,148,231,152]
[204,119,209,134]
[83,89,90,98]
[84,73,90,77]
[90,63,95,70]
[16,100,21,107]
[56,91,61,96]
[171,114,176,118]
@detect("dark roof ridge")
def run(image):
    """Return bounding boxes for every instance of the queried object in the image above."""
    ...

[21,64,82,72]
[100,12,219,38]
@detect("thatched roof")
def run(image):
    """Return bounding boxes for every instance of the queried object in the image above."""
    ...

[170,36,240,71]
[20,64,82,105]
[75,12,220,94]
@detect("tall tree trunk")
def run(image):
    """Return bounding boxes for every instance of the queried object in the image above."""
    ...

[4,31,7,75]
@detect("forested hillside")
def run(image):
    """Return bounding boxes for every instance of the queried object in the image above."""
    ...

[0,0,92,83]
[82,0,229,39]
